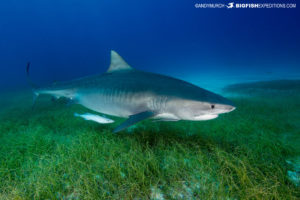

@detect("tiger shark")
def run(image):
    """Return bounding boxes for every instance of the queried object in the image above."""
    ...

[27,50,235,133]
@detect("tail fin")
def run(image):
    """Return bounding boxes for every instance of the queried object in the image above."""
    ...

[26,62,39,107]
[26,62,38,88]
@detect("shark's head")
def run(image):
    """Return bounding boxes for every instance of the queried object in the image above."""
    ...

[167,92,235,121]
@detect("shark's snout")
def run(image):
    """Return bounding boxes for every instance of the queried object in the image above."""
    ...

[229,106,236,111]
[219,104,236,114]
[224,105,235,113]
[218,97,236,113]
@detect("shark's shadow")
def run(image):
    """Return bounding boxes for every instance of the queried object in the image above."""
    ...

[113,122,238,155]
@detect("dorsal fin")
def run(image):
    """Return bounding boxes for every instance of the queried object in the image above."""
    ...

[107,50,133,73]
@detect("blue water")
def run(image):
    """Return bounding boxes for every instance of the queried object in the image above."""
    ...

[0,0,299,92]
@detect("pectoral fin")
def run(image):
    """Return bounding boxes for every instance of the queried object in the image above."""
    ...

[113,111,156,133]
[152,118,179,122]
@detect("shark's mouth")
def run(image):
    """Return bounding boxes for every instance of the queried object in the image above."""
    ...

[194,114,219,121]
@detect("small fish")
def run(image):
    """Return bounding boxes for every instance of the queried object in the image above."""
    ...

[74,113,114,124]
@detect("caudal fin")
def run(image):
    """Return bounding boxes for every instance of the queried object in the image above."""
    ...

[26,62,38,88]
[26,62,40,107]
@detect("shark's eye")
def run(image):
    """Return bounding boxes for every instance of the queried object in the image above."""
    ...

[211,105,215,109]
